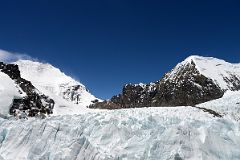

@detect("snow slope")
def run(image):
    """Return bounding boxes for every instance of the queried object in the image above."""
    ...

[182,55,240,90]
[136,55,240,92]
[0,103,240,160]
[0,72,21,116]
[15,60,99,115]
[198,91,240,121]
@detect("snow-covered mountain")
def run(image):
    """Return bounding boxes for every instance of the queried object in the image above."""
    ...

[0,60,99,117]
[91,55,240,109]
[168,55,240,91]
[15,60,98,106]
[14,60,100,115]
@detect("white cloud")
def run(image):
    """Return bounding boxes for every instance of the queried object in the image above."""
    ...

[0,49,35,62]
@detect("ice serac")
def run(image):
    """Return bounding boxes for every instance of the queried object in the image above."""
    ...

[0,102,240,160]
[14,60,99,113]
[90,55,240,109]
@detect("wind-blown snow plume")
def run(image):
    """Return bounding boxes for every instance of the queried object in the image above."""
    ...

[0,49,34,63]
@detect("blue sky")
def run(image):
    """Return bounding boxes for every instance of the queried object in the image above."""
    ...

[0,0,240,99]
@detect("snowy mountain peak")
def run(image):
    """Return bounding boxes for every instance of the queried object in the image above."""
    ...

[183,55,233,67]
[91,55,240,109]
[15,59,85,90]
[183,55,201,63]
[179,55,240,90]
[14,59,99,109]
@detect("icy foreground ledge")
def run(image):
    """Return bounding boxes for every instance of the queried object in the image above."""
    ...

[0,107,240,160]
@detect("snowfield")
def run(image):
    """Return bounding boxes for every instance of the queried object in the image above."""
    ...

[0,72,21,117]
[197,91,240,121]
[0,103,240,160]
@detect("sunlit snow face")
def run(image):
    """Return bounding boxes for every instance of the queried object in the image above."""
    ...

[0,85,4,94]
[36,65,44,73]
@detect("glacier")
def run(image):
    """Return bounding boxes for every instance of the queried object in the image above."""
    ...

[0,102,240,160]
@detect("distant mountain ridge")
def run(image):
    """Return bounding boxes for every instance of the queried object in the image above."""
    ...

[90,55,240,109]
[1,55,239,116]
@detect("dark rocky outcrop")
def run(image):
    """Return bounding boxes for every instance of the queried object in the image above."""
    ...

[90,60,225,109]
[223,74,240,91]
[60,84,90,104]
[0,62,54,117]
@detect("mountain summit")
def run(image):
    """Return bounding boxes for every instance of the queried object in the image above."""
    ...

[0,59,99,117]
[90,55,240,109]
[181,55,240,90]
[14,60,100,115]
[15,60,98,105]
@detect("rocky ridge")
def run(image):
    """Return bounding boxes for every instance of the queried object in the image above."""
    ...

[0,62,54,117]
[90,56,240,109]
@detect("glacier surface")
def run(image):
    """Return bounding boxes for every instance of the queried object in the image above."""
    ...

[0,105,240,160]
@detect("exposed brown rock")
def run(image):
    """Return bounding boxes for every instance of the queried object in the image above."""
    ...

[0,62,54,117]
[90,60,225,109]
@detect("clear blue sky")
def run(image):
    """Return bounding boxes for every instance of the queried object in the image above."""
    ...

[0,0,240,99]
